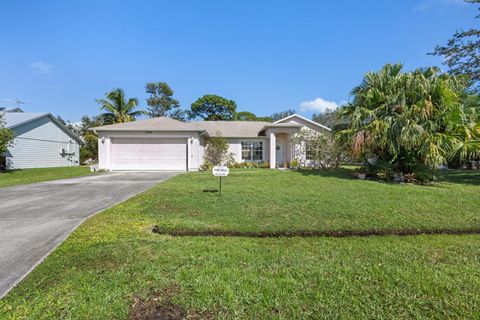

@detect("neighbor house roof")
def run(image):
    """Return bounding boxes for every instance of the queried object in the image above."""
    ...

[3,112,49,128]
[2,112,83,144]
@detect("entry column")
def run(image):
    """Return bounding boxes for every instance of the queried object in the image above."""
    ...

[269,131,276,169]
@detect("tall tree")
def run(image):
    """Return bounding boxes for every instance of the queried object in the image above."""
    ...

[234,111,258,121]
[337,63,480,173]
[312,108,340,129]
[96,88,142,124]
[190,94,237,120]
[430,0,480,92]
[168,108,189,122]
[145,82,181,118]
[77,115,105,163]
[270,109,295,122]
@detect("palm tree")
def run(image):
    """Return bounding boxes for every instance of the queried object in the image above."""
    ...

[96,88,143,124]
[337,63,480,173]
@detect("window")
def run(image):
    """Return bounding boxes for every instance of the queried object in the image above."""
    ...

[241,142,263,161]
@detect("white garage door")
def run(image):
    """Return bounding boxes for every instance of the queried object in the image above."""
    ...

[111,138,187,171]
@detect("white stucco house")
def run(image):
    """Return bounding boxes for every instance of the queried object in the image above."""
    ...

[91,114,331,171]
[1,112,82,170]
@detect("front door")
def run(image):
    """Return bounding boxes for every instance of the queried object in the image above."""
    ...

[276,140,285,164]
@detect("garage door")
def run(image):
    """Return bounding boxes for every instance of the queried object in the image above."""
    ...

[110,138,187,171]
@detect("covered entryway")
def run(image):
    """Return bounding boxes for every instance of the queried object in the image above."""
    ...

[110,138,187,171]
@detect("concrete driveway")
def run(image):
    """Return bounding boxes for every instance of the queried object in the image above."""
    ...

[0,171,178,298]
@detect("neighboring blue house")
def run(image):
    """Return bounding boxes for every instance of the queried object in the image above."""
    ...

[1,112,82,170]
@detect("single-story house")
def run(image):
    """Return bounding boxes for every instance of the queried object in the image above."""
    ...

[91,114,331,171]
[1,112,82,170]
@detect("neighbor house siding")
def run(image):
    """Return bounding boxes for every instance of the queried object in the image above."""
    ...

[6,116,80,169]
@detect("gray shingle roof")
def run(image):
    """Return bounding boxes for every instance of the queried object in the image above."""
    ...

[91,117,307,138]
[194,120,271,137]
[91,117,201,132]
[1,112,83,144]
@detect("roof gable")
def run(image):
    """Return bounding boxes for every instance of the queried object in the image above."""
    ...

[274,114,331,132]
[2,112,83,144]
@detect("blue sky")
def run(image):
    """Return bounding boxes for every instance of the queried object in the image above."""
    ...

[0,0,476,121]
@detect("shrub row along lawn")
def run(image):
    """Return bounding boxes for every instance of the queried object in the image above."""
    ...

[1,169,480,319]
[0,166,93,188]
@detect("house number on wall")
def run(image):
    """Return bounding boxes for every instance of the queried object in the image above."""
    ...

[145,131,153,134]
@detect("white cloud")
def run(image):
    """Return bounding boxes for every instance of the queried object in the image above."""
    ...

[413,0,465,12]
[299,97,339,113]
[29,62,53,74]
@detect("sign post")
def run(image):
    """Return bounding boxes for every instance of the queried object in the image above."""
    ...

[212,166,229,196]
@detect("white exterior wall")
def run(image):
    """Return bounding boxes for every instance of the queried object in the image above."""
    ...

[225,138,268,163]
[197,137,269,165]
[6,116,80,169]
[97,130,202,171]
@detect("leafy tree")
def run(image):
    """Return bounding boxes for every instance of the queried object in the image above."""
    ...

[234,111,258,121]
[430,0,480,92]
[79,115,103,136]
[168,108,189,122]
[312,108,340,129]
[270,109,295,122]
[291,129,346,169]
[0,113,14,155]
[96,88,142,124]
[80,132,98,163]
[190,95,237,120]
[337,63,480,175]
[202,135,234,169]
[77,115,107,163]
[145,82,181,118]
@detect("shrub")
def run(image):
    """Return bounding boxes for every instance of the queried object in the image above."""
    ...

[367,159,435,183]
[290,159,299,168]
[80,133,98,164]
[259,161,270,168]
[291,129,347,170]
[203,135,235,168]
[0,113,13,155]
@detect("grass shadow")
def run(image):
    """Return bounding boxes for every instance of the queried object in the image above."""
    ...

[294,168,359,181]
[437,170,480,186]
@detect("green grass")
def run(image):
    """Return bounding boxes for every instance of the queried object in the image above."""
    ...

[0,166,93,188]
[2,169,480,319]
[115,169,480,233]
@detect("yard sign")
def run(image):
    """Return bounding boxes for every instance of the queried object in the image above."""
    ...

[212,166,229,195]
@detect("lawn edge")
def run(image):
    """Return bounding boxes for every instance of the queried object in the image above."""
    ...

[152,225,480,238]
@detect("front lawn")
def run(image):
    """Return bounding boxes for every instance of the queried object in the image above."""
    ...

[2,169,480,319]
[0,166,93,188]
[119,169,480,234]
